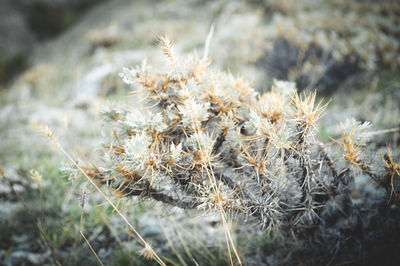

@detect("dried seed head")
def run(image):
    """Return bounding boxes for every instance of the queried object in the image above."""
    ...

[38,125,54,139]
[158,36,175,66]
[29,169,42,185]
[79,185,90,209]
[139,243,155,260]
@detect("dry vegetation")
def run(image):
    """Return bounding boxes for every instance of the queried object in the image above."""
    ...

[62,37,400,265]
[1,0,400,265]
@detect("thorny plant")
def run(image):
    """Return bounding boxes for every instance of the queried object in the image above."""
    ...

[64,37,399,263]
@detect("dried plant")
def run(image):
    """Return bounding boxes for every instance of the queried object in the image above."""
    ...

[262,0,400,71]
[64,38,400,263]
[382,144,400,200]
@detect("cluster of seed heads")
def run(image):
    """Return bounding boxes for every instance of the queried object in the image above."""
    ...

[66,38,399,244]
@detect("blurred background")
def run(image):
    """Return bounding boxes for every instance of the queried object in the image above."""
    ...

[0,0,399,265]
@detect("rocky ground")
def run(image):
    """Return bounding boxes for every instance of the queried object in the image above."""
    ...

[1,0,399,265]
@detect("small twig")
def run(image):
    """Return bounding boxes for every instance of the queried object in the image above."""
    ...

[336,166,352,183]
[203,23,215,61]
[317,143,338,179]
[212,128,226,154]
[80,211,104,266]
[367,127,400,137]
[123,183,202,209]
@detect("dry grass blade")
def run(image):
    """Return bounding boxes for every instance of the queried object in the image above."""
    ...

[80,211,104,266]
[203,24,214,61]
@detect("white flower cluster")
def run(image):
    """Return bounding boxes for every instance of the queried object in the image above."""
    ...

[123,133,150,170]
[169,142,182,162]
[119,67,137,85]
[124,110,167,133]
[178,98,210,129]
[339,118,372,146]
[245,110,269,136]
[190,131,214,152]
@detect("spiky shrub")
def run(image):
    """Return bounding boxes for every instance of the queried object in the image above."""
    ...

[66,38,400,262]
